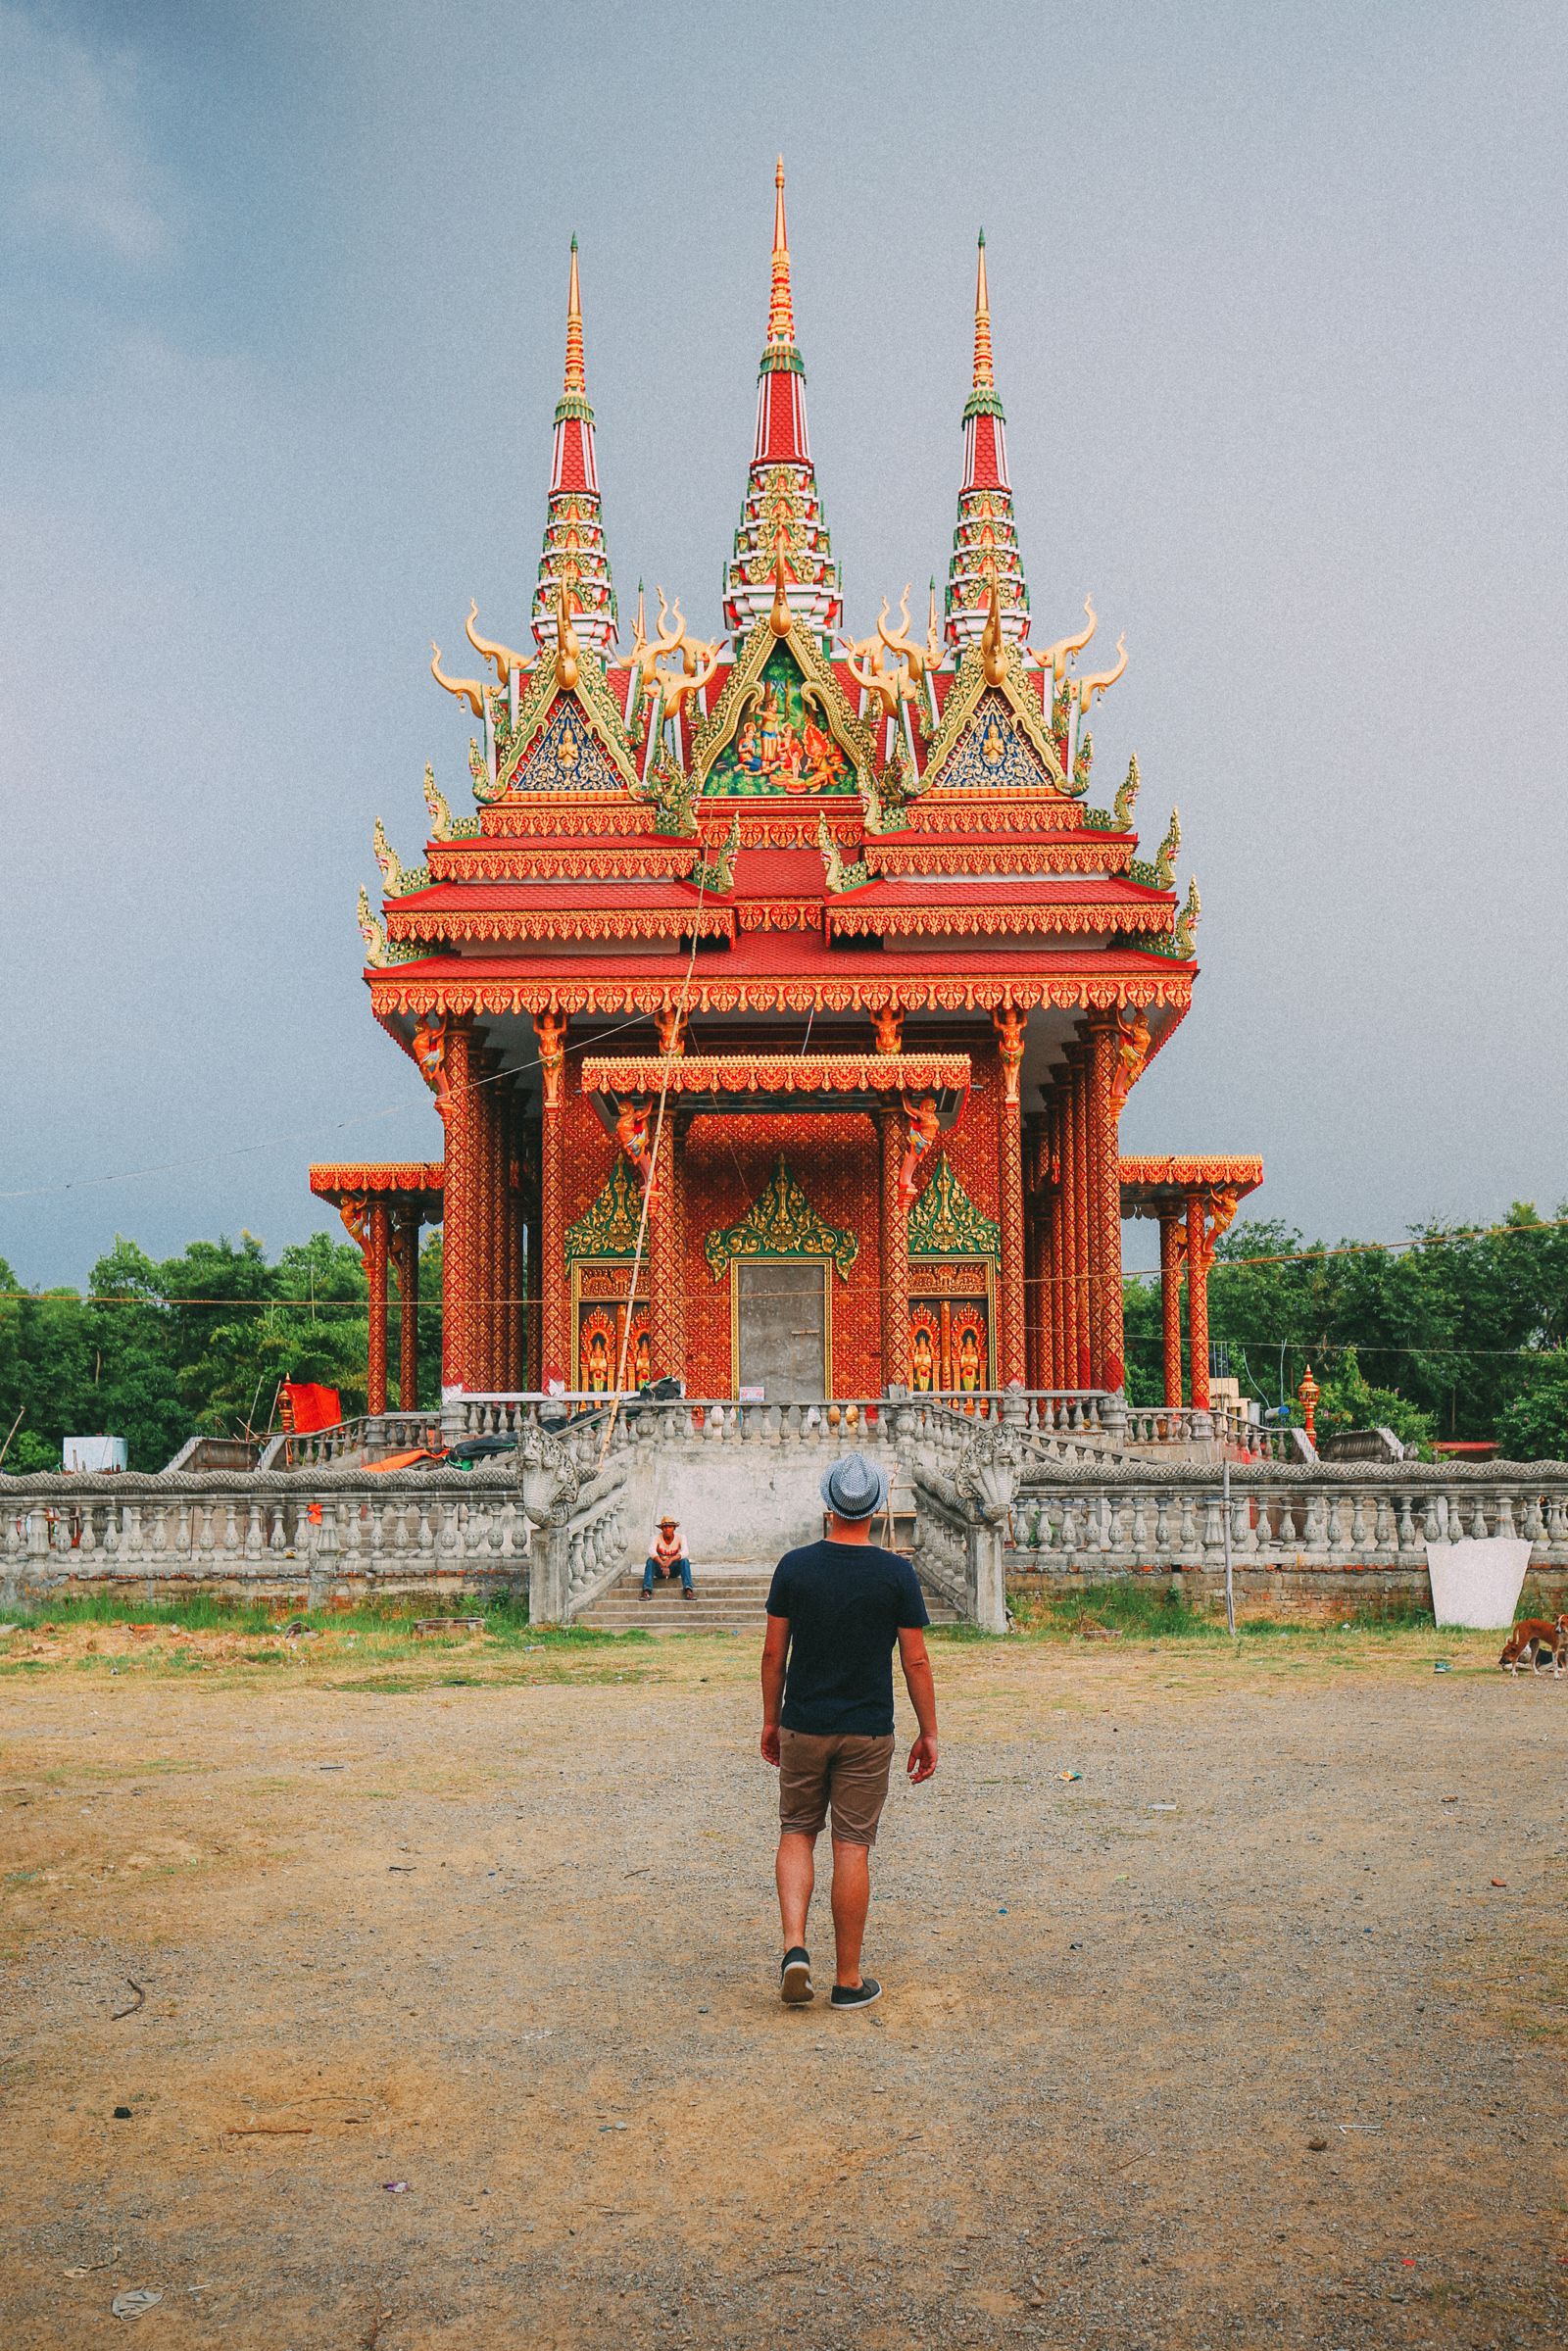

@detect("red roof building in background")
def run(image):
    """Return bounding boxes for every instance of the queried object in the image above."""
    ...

[311,165,1260,1418]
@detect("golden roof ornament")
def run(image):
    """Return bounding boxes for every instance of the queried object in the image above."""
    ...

[1074,631,1128,712]
[429,642,486,718]
[1032,595,1097,685]
[1154,806,1181,889]
[421,762,455,841]
[554,577,581,691]
[980,573,1007,686]
[768,546,793,637]
[466,601,529,685]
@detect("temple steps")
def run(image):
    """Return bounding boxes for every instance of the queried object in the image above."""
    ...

[577,1564,960,1634]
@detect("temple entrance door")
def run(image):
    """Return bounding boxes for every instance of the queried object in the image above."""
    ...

[735,1260,828,1401]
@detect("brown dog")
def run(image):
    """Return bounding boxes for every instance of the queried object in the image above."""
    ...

[1497,1615,1568,1677]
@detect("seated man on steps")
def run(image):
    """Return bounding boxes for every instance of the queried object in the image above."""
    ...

[642,1514,695,1600]
[760,1451,939,2010]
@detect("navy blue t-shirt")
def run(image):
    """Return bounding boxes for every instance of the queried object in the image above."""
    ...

[765,1540,930,1736]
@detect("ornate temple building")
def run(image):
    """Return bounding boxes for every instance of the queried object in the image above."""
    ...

[310,167,1260,1414]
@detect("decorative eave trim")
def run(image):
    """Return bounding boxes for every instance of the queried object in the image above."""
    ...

[865,838,1132,876]
[427,842,701,881]
[893,788,1084,835]
[921,645,1066,790]
[688,616,876,790]
[824,901,1174,941]
[494,645,640,796]
[368,970,1197,1021]
[579,1052,971,1099]
[309,1161,444,1198]
[1119,1154,1264,1196]
[735,901,823,933]
[384,905,734,946]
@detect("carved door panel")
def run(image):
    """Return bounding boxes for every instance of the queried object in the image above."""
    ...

[736,1260,827,1402]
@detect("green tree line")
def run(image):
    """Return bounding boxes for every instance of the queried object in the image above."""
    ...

[1123,1200,1568,1457]
[0,1232,443,1473]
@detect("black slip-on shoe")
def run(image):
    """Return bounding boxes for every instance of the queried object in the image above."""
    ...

[829,1977,882,2010]
[780,1947,813,2005]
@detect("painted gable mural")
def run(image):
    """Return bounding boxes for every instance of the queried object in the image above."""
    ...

[705,642,854,796]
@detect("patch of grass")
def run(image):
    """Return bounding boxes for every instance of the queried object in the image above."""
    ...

[1008,1583,1443,1641]
[4,1590,278,1635]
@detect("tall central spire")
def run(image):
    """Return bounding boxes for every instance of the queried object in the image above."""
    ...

[531,236,617,655]
[724,159,841,638]
[765,154,796,354]
[945,229,1029,650]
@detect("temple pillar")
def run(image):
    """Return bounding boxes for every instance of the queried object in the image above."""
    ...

[366,1200,391,1416]
[1068,1047,1092,1388]
[522,1140,542,1392]
[1087,1011,1126,1393]
[1186,1191,1211,1413]
[878,1109,910,1394]
[394,1214,420,1409]
[992,1010,1027,1390]
[534,1014,571,1390]
[1022,1112,1047,1391]
[648,1110,684,1384]
[1158,1211,1184,1408]
[439,1021,483,1391]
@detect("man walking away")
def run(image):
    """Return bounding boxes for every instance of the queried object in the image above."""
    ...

[760,1451,938,2010]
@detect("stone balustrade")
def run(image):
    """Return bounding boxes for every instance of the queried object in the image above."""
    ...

[0,1466,534,1609]
[1000,1459,1568,1610]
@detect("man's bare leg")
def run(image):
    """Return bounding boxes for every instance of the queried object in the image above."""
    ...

[829,1838,871,1987]
[776,1830,816,1949]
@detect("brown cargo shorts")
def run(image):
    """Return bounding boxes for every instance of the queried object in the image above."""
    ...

[778,1730,897,1847]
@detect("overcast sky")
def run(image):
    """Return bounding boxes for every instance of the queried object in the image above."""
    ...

[2,0,1565,1288]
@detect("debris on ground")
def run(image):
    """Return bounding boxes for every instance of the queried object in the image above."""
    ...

[111,2289,163,2320]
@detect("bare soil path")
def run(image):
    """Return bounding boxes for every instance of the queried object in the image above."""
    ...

[3,1625,1566,2348]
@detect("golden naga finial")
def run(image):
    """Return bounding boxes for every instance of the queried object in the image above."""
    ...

[768,547,793,638]
[980,574,1007,686]
[839,623,916,722]
[372,815,404,894]
[875,585,939,689]
[653,627,722,731]
[628,586,687,691]
[1031,594,1097,685]
[1174,875,1200,956]
[430,642,486,718]
[1154,806,1181,889]
[1074,632,1128,712]
[421,761,455,841]
[466,601,528,685]
[357,885,392,967]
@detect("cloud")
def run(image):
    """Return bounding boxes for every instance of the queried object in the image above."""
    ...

[0,3,171,262]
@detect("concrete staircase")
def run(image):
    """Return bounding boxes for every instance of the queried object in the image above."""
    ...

[576,1561,960,1634]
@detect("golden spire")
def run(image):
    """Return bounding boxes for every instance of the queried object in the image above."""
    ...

[972,227,994,393]
[766,156,796,351]
[564,234,586,396]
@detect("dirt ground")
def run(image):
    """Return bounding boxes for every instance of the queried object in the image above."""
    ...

[3,1622,1567,2349]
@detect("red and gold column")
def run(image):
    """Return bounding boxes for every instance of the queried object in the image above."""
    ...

[992,1007,1027,1390]
[366,1200,391,1416]
[534,1013,571,1389]
[1069,1048,1092,1388]
[439,1020,483,1392]
[878,1109,911,1392]
[648,1108,685,1383]
[1186,1190,1211,1413]
[394,1214,420,1409]
[1158,1211,1184,1408]
[471,1052,501,1393]
[1087,1011,1126,1393]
